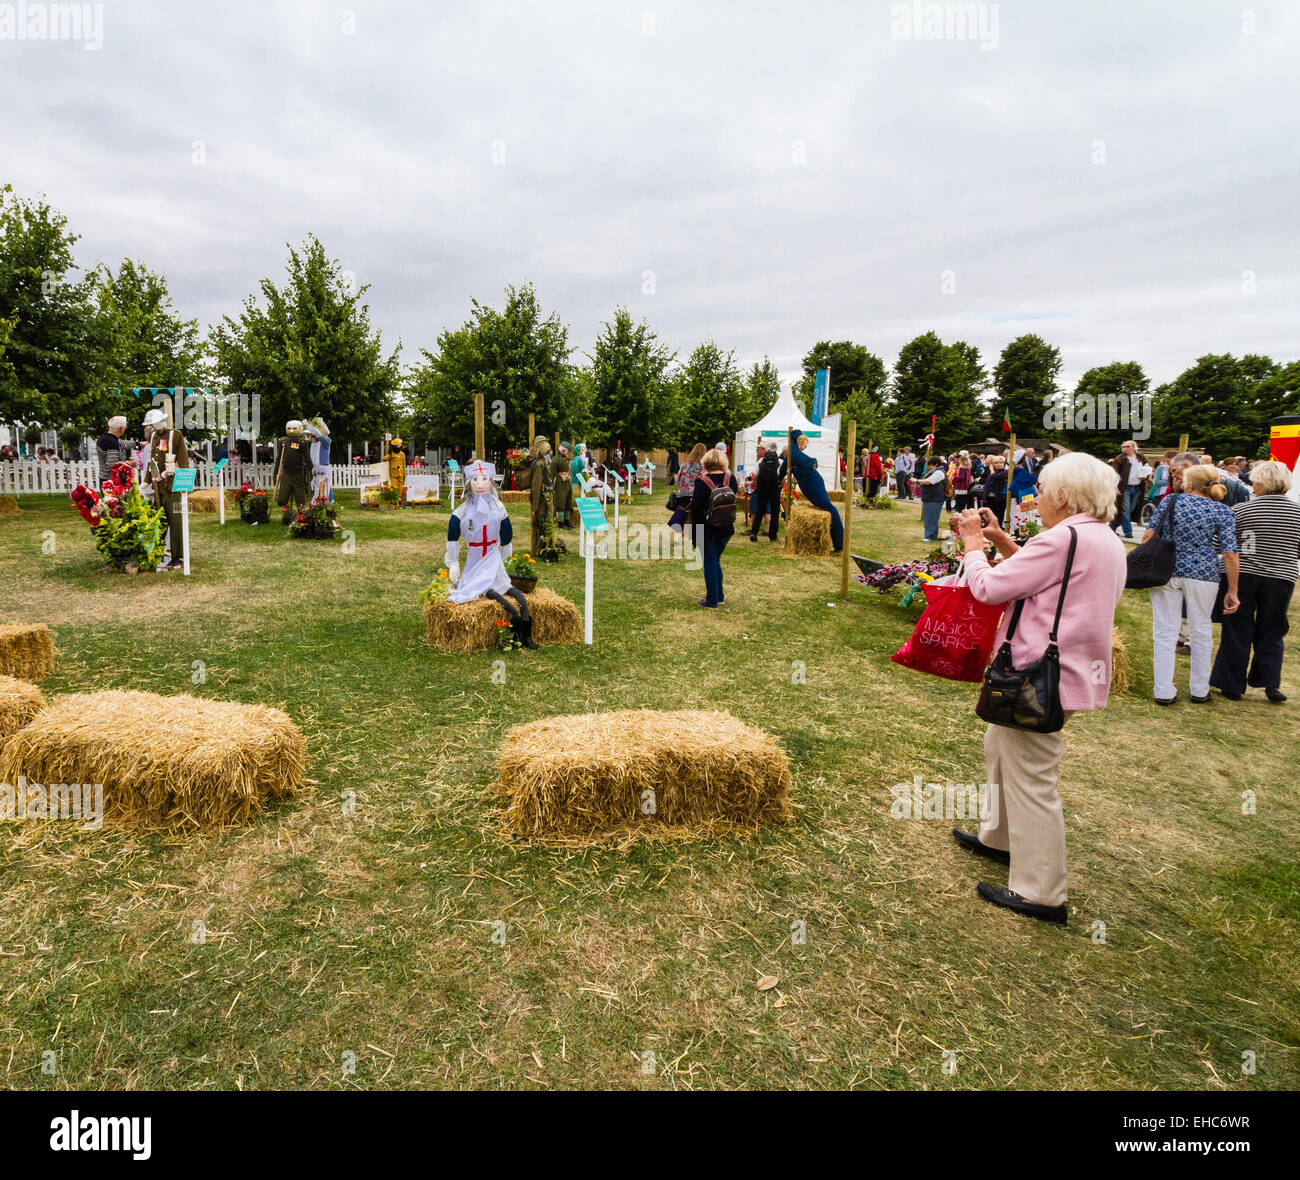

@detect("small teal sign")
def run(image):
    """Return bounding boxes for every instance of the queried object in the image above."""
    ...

[577,498,608,531]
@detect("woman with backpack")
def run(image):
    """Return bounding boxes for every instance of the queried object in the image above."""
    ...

[690,448,738,608]
[668,443,706,534]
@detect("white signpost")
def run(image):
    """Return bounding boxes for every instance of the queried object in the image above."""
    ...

[575,497,608,645]
[171,467,196,576]
[212,456,229,524]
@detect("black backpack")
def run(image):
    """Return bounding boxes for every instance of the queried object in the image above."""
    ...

[699,472,737,527]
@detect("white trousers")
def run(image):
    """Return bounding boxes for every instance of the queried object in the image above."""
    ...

[1149,577,1219,700]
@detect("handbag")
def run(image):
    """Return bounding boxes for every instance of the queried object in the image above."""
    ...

[890,574,1006,682]
[1125,493,1178,589]
[975,525,1077,733]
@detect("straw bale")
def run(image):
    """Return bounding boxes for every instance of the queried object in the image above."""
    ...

[423,587,582,652]
[1110,626,1132,696]
[496,708,792,844]
[828,489,847,503]
[499,490,530,505]
[0,689,305,831]
[0,623,54,680]
[783,503,832,556]
[0,495,20,516]
[187,488,221,513]
[0,674,45,740]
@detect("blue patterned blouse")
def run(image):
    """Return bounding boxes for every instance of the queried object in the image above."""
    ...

[1146,493,1239,582]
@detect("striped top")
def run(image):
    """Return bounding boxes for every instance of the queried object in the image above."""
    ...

[1234,495,1300,584]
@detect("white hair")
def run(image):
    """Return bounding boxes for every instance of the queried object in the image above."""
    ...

[107,415,127,431]
[1037,452,1119,522]
[1247,460,1292,497]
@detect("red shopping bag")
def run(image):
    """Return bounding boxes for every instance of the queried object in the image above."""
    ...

[890,576,1005,682]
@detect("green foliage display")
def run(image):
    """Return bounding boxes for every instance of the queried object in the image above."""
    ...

[888,331,988,448]
[408,282,583,451]
[588,308,676,451]
[0,185,100,426]
[211,235,401,444]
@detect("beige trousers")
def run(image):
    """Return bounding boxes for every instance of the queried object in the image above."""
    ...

[979,720,1070,907]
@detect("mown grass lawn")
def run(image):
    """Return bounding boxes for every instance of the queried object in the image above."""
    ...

[1,489,1296,1090]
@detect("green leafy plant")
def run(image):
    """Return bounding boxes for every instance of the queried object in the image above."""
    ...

[289,501,340,539]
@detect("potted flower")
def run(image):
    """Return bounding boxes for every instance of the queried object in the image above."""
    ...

[505,551,539,593]
[419,568,452,604]
[378,482,401,508]
[232,481,270,524]
[69,462,166,573]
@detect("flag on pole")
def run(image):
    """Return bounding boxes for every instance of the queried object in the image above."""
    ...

[1001,407,1012,434]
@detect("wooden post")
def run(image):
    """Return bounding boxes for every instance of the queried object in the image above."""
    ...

[528,412,535,447]
[1178,432,1189,454]
[841,420,856,599]
[1004,431,1016,530]
[474,394,485,461]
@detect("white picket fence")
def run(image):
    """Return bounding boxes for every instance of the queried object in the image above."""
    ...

[0,461,405,495]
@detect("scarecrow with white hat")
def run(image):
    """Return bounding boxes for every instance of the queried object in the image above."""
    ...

[140,405,190,570]
[274,420,312,513]
[444,460,537,649]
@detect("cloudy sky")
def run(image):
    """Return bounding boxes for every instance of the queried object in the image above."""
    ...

[3,0,1296,396]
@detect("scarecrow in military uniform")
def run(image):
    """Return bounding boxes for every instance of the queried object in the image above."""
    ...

[141,406,191,571]
[551,440,575,529]
[522,436,555,553]
[274,420,313,513]
[386,436,408,502]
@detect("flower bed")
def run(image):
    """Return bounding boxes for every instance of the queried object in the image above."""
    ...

[70,462,166,573]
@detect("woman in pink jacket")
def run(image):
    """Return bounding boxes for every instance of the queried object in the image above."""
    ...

[950,452,1128,925]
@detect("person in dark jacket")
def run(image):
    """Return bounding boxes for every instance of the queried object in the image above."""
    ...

[918,467,947,541]
[749,443,782,541]
[691,448,738,607]
[983,454,1008,524]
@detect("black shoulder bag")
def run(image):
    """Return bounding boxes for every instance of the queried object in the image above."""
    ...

[975,526,1077,734]
[1125,493,1178,589]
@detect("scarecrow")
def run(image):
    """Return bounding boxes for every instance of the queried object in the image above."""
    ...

[552,440,574,528]
[141,406,190,571]
[521,436,554,553]
[444,460,538,649]
[274,420,313,512]
[789,431,844,553]
[386,435,408,501]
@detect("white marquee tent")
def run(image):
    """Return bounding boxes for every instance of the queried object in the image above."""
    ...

[733,387,841,490]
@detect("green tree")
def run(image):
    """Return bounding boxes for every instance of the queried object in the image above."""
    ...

[993,334,1062,441]
[794,340,887,410]
[889,331,987,450]
[588,307,676,451]
[408,282,580,451]
[210,235,401,443]
[740,356,782,426]
[1050,362,1149,456]
[0,185,101,427]
[1150,354,1280,457]
[92,258,209,431]
[673,341,744,447]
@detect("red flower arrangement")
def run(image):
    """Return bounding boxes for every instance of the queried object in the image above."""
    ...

[71,484,101,526]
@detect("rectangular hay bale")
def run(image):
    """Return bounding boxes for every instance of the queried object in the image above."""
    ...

[783,502,832,556]
[423,587,582,651]
[497,708,793,843]
[0,674,45,740]
[499,490,530,505]
[0,622,54,680]
[187,487,221,513]
[0,689,305,831]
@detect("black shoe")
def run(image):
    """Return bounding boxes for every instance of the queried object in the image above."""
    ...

[952,828,1010,866]
[748,534,757,542]
[1266,688,1287,703]
[1190,693,1210,703]
[976,882,1067,925]
[1216,689,1243,700]
[698,599,717,608]
[520,616,538,650]
[1155,694,1179,706]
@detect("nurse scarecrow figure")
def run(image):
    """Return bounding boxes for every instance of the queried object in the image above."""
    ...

[444,460,538,650]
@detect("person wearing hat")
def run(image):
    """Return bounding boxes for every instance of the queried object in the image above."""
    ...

[552,440,575,528]
[141,407,190,570]
[386,435,408,502]
[274,420,313,514]
[304,417,332,503]
[866,444,883,499]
